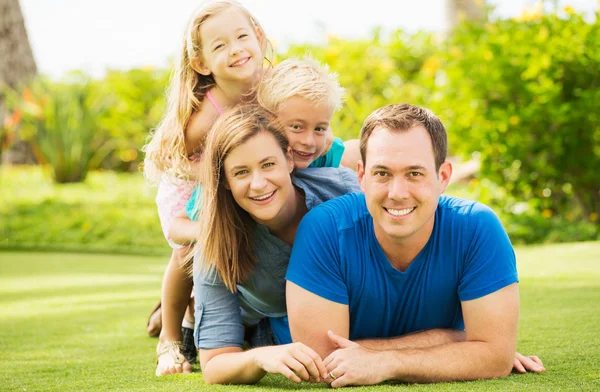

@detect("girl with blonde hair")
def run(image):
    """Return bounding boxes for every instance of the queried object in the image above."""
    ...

[142,0,271,375]
[188,104,361,384]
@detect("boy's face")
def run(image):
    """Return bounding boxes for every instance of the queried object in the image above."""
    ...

[276,96,334,169]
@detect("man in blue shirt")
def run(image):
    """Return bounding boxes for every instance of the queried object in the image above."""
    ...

[286,103,543,387]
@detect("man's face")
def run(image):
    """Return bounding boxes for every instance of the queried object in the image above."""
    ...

[358,126,451,246]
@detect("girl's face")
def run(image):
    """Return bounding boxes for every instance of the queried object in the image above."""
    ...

[197,7,263,83]
[223,131,295,226]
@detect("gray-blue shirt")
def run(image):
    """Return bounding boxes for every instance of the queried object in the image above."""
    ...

[193,167,360,349]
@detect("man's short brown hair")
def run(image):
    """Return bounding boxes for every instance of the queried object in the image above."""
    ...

[359,104,448,171]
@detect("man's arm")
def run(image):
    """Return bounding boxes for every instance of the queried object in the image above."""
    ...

[323,283,519,387]
[358,329,465,351]
[287,281,465,355]
[286,281,350,359]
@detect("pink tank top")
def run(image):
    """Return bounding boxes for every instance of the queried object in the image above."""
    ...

[205,90,224,115]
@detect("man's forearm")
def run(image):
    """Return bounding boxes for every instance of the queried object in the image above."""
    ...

[376,340,513,383]
[358,329,465,351]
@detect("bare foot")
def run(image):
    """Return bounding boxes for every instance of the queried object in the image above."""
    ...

[156,341,192,376]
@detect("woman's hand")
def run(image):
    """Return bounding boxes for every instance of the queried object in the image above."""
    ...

[251,343,329,383]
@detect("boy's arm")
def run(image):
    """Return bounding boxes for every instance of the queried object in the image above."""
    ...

[168,209,200,246]
[340,139,360,171]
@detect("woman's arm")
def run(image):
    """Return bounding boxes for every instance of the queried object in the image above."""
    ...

[200,344,328,385]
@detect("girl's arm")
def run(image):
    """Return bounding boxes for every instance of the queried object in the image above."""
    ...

[200,344,328,385]
[169,209,199,246]
[184,101,218,157]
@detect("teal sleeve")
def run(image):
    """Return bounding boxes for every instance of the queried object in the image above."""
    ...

[185,186,202,221]
[308,137,345,168]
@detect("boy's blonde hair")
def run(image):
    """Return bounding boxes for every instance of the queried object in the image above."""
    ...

[143,1,270,184]
[191,104,290,292]
[257,57,344,115]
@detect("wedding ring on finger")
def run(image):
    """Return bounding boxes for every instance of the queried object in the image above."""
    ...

[329,371,337,380]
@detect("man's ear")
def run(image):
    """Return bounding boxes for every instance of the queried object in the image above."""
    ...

[357,159,366,193]
[438,161,453,193]
[191,57,211,76]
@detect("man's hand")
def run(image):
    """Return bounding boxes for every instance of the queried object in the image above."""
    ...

[513,352,545,373]
[323,330,387,388]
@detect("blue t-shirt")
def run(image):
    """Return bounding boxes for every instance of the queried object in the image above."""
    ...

[285,192,518,341]
[308,137,345,169]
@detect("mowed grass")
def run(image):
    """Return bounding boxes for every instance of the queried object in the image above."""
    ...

[1,242,599,391]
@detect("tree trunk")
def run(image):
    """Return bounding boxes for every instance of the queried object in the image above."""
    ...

[446,0,486,31]
[0,0,37,164]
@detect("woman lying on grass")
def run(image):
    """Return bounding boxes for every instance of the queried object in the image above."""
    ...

[190,105,360,384]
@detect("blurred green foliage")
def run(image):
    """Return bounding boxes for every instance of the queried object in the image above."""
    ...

[434,9,600,227]
[98,68,169,171]
[2,68,169,179]
[4,74,115,183]
[0,166,165,253]
[283,29,438,141]
[1,9,598,244]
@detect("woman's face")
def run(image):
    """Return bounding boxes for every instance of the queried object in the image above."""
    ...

[223,131,295,226]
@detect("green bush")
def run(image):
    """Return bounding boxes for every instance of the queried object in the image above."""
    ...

[4,74,115,183]
[282,29,438,141]
[98,67,169,172]
[434,10,600,226]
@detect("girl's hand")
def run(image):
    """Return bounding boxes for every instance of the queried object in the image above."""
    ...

[251,343,328,383]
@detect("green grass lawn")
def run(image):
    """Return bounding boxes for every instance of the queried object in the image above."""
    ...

[1,243,599,391]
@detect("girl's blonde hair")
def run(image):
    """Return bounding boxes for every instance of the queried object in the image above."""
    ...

[257,57,345,114]
[193,104,290,292]
[143,1,271,184]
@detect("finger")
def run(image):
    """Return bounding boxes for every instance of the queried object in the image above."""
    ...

[513,356,526,374]
[529,355,545,368]
[299,345,328,380]
[323,352,335,369]
[325,356,342,374]
[521,356,545,372]
[331,373,350,388]
[293,349,322,381]
[283,357,311,381]
[278,364,302,384]
[327,330,355,349]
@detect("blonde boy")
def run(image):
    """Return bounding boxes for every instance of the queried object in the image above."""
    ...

[257,57,347,169]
